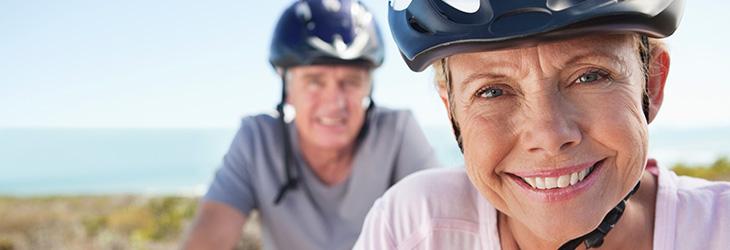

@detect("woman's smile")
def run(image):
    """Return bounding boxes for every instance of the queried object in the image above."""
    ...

[507,159,606,202]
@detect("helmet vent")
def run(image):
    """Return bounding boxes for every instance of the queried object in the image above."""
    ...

[546,0,589,11]
[407,14,433,34]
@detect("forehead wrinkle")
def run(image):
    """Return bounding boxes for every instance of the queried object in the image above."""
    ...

[537,34,635,70]
[452,50,530,90]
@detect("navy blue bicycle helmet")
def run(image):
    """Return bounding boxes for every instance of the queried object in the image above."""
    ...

[270,0,385,69]
[389,0,684,71]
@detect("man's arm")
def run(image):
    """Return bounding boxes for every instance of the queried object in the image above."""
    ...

[181,200,247,250]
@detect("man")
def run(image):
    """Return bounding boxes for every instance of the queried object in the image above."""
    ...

[182,0,440,249]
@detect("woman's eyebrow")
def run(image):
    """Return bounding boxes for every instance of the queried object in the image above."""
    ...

[460,72,508,88]
[455,59,522,90]
[562,51,627,67]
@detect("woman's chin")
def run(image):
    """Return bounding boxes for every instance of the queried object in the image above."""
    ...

[507,202,607,244]
[523,216,600,244]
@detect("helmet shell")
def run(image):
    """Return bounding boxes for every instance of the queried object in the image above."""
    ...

[388,0,685,71]
[270,0,385,69]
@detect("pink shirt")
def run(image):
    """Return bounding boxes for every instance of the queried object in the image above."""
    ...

[354,161,730,249]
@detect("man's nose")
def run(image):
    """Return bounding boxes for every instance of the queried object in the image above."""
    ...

[321,84,347,110]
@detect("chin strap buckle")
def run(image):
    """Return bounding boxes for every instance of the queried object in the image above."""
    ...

[558,182,640,250]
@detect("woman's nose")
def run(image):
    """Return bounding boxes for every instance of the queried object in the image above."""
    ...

[521,95,582,156]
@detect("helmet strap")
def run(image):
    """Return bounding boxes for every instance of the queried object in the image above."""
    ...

[558,181,641,250]
[274,68,299,205]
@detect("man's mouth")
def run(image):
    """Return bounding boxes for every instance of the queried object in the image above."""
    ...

[516,159,604,190]
[317,116,346,126]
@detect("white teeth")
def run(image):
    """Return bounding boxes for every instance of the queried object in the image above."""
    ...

[521,166,595,190]
[535,178,546,189]
[570,172,579,186]
[524,177,536,188]
[319,117,344,126]
[557,175,570,188]
[544,177,557,189]
[578,168,588,181]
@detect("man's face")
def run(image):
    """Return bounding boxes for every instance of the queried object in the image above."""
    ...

[442,34,652,243]
[287,64,371,151]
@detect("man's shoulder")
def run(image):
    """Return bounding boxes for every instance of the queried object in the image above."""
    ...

[240,112,280,127]
[368,106,414,127]
[234,112,282,136]
[370,106,410,116]
[226,112,285,152]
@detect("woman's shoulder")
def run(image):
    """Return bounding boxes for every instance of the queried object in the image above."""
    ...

[654,166,730,249]
[356,167,498,249]
[660,166,730,204]
[383,167,477,206]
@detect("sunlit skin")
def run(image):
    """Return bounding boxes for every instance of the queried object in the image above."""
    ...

[439,34,670,249]
[286,65,371,185]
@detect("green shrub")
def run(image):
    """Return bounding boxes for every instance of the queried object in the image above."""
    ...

[672,157,730,181]
[137,196,198,241]
[82,215,107,237]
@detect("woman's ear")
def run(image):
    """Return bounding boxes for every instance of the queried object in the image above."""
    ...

[438,85,450,113]
[646,46,671,124]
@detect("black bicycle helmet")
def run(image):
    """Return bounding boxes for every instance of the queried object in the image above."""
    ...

[388,0,684,71]
[270,0,385,69]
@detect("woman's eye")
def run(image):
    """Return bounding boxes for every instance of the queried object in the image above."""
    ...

[574,69,610,84]
[476,87,503,99]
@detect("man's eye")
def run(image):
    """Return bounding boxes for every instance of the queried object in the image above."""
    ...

[575,69,610,84]
[343,80,363,88]
[476,87,503,99]
[308,80,323,88]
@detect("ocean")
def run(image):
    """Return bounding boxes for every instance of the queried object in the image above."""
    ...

[1,126,729,196]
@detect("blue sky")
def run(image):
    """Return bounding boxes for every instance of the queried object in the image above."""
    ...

[1,0,728,129]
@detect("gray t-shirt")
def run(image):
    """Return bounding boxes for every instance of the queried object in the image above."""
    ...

[205,107,440,250]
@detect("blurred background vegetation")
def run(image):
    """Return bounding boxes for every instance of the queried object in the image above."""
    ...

[1,157,729,250]
[671,157,730,181]
[0,196,260,250]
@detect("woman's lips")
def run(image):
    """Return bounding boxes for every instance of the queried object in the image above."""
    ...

[508,159,606,202]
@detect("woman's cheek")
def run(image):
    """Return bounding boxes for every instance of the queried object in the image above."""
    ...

[581,88,648,188]
[460,108,518,206]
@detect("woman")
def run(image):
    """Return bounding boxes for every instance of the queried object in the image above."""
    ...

[355,0,730,249]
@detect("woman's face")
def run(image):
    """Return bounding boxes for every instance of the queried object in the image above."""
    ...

[444,34,656,242]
